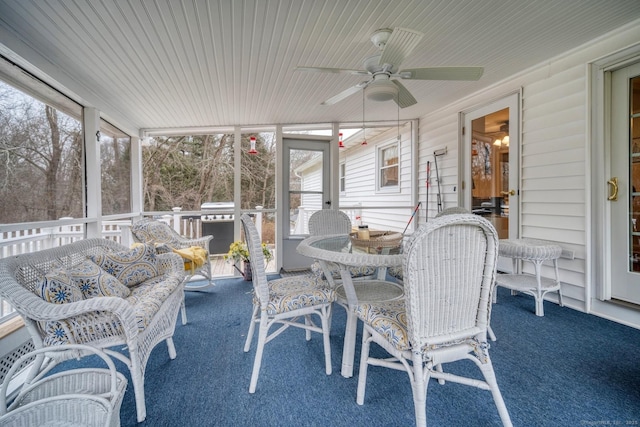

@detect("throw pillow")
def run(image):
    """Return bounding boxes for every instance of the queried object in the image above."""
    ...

[89,244,159,287]
[68,259,130,299]
[39,266,83,304]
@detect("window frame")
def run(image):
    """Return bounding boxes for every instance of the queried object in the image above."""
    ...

[376,140,400,193]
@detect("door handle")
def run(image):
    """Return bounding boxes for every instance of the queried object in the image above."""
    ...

[500,189,516,196]
[325,200,331,206]
[607,177,618,201]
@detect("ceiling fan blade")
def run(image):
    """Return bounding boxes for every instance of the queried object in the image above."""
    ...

[379,27,424,67]
[400,67,484,81]
[295,66,369,76]
[391,80,417,108]
[321,81,370,106]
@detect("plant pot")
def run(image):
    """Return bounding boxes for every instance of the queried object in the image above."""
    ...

[243,260,252,281]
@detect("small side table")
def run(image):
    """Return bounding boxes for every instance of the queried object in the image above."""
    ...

[495,238,563,316]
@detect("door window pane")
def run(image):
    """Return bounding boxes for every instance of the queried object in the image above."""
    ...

[470,108,510,239]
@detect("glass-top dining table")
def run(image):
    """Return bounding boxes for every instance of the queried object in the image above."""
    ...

[297,234,405,378]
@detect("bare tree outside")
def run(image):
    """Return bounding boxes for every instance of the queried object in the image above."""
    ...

[0,81,83,223]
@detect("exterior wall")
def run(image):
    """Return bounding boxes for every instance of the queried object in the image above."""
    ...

[415,22,640,325]
[338,124,415,232]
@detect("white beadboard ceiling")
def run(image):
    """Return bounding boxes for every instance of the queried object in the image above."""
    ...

[0,0,639,135]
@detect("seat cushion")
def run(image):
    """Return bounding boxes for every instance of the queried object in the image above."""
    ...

[67,260,130,299]
[89,244,159,287]
[355,299,409,351]
[126,273,184,330]
[262,276,335,315]
[311,261,377,281]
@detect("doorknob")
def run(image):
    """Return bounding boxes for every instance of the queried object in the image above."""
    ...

[325,200,331,206]
[500,189,516,196]
[607,177,618,201]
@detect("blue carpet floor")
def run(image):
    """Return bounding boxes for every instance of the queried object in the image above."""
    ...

[71,276,640,426]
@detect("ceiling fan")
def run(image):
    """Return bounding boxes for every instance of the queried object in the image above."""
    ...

[296,27,484,108]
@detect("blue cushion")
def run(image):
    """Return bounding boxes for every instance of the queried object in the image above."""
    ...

[89,244,159,287]
[68,259,130,299]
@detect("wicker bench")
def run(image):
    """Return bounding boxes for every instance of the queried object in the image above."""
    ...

[0,238,186,422]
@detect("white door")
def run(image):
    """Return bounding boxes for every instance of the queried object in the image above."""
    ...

[462,94,519,271]
[463,94,519,231]
[280,136,330,270]
[609,62,640,304]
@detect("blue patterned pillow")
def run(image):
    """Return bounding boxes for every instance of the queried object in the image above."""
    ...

[68,259,130,299]
[39,267,83,304]
[89,244,159,287]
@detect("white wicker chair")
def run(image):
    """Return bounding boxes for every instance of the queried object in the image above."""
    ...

[131,218,213,287]
[0,344,127,427]
[0,238,185,423]
[131,218,213,325]
[240,214,336,393]
[308,210,377,281]
[355,214,512,427]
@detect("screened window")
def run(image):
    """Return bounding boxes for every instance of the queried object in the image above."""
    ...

[100,120,131,215]
[0,79,83,223]
[378,143,399,189]
[339,162,346,193]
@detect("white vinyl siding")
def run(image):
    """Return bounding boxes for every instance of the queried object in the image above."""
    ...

[415,23,639,309]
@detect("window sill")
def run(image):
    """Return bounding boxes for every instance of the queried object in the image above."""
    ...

[0,316,25,339]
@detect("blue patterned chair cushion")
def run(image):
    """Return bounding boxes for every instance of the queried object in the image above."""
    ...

[355,300,409,351]
[126,273,184,330]
[42,320,73,346]
[257,276,335,315]
[68,260,130,299]
[387,266,404,282]
[39,267,83,304]
[311,260,377,281]
[89,244,159,287]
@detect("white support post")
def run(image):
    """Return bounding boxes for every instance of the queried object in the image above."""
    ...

[172,207,182,234]
[84,107,102,238]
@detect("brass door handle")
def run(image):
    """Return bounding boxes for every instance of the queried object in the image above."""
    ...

[607,177,618,201]
[500,189,516,196]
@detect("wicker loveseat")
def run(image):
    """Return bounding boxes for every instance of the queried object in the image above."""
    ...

[0,238,186,423]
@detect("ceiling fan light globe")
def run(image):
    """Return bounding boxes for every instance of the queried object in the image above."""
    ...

[367,81,398,102]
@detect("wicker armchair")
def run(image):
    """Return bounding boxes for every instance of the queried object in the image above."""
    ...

[308,210,376,281]
[131,218,213,287]
[240,214,335,393]
[0,344,127,427]
[0,238,185,423]
[355,214,512,427]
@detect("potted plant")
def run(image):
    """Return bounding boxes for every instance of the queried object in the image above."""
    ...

[224,240,273,280]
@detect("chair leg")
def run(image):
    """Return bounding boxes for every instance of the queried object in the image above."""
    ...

[129,349,147,422]
[305,314,312,341]
[356,326,372,405]
[411,352,428,427]
[249,313,269,393]
[180,298,188,325]
[479,358,513,427]
[321,304,332,375]
[244,305,259,352]
[166,337,177,359]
